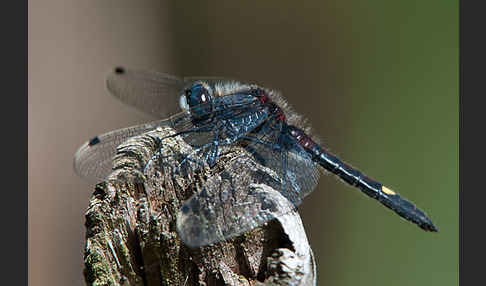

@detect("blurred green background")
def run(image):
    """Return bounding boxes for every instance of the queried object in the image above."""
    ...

[29,1,457,285]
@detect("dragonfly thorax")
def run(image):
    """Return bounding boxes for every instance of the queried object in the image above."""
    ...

[262,97,287,122]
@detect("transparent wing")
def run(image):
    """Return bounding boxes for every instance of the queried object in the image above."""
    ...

[176,155,295,247]
[106,67,186,118]
[74,111,195,183]
[106,67,230,118]
[176,124,322,247]
[73,119,166,183]
[244,122,322,205]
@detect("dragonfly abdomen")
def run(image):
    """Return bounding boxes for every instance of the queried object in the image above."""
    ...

[286,125,438,232]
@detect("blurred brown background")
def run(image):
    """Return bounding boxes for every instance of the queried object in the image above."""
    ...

[29,1,458,285]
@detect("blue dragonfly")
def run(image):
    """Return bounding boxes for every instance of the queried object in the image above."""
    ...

[74,67,437,247]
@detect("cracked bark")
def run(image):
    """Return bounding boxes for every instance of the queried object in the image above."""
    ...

[83,126,317,286]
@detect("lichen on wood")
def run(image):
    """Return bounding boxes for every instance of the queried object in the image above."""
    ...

[83,126,316,285]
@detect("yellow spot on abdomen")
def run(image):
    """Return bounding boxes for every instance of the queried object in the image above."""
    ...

[382,186,396,195]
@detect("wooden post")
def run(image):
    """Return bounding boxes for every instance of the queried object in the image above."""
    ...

[83,126,316,285]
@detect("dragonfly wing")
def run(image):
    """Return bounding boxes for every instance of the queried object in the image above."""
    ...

[106,67,232,118]
[242,126,322,206]
[176,154,295,247]
[176,125,321,247]
[74,117,186,183]
[106,67,186,118]
[281,140,322,202]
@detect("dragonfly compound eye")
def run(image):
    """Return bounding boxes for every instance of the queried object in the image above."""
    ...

[186,82,213,119]
[189,83,211,105]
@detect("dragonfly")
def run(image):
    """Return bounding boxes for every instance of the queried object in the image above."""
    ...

[74,67,438,247]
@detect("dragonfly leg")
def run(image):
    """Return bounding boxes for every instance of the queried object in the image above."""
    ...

[205,124,223,168]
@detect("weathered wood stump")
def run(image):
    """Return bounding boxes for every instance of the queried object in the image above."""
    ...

[83,126,316,285]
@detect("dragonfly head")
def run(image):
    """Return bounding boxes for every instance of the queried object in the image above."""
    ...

[180,82,213,119]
